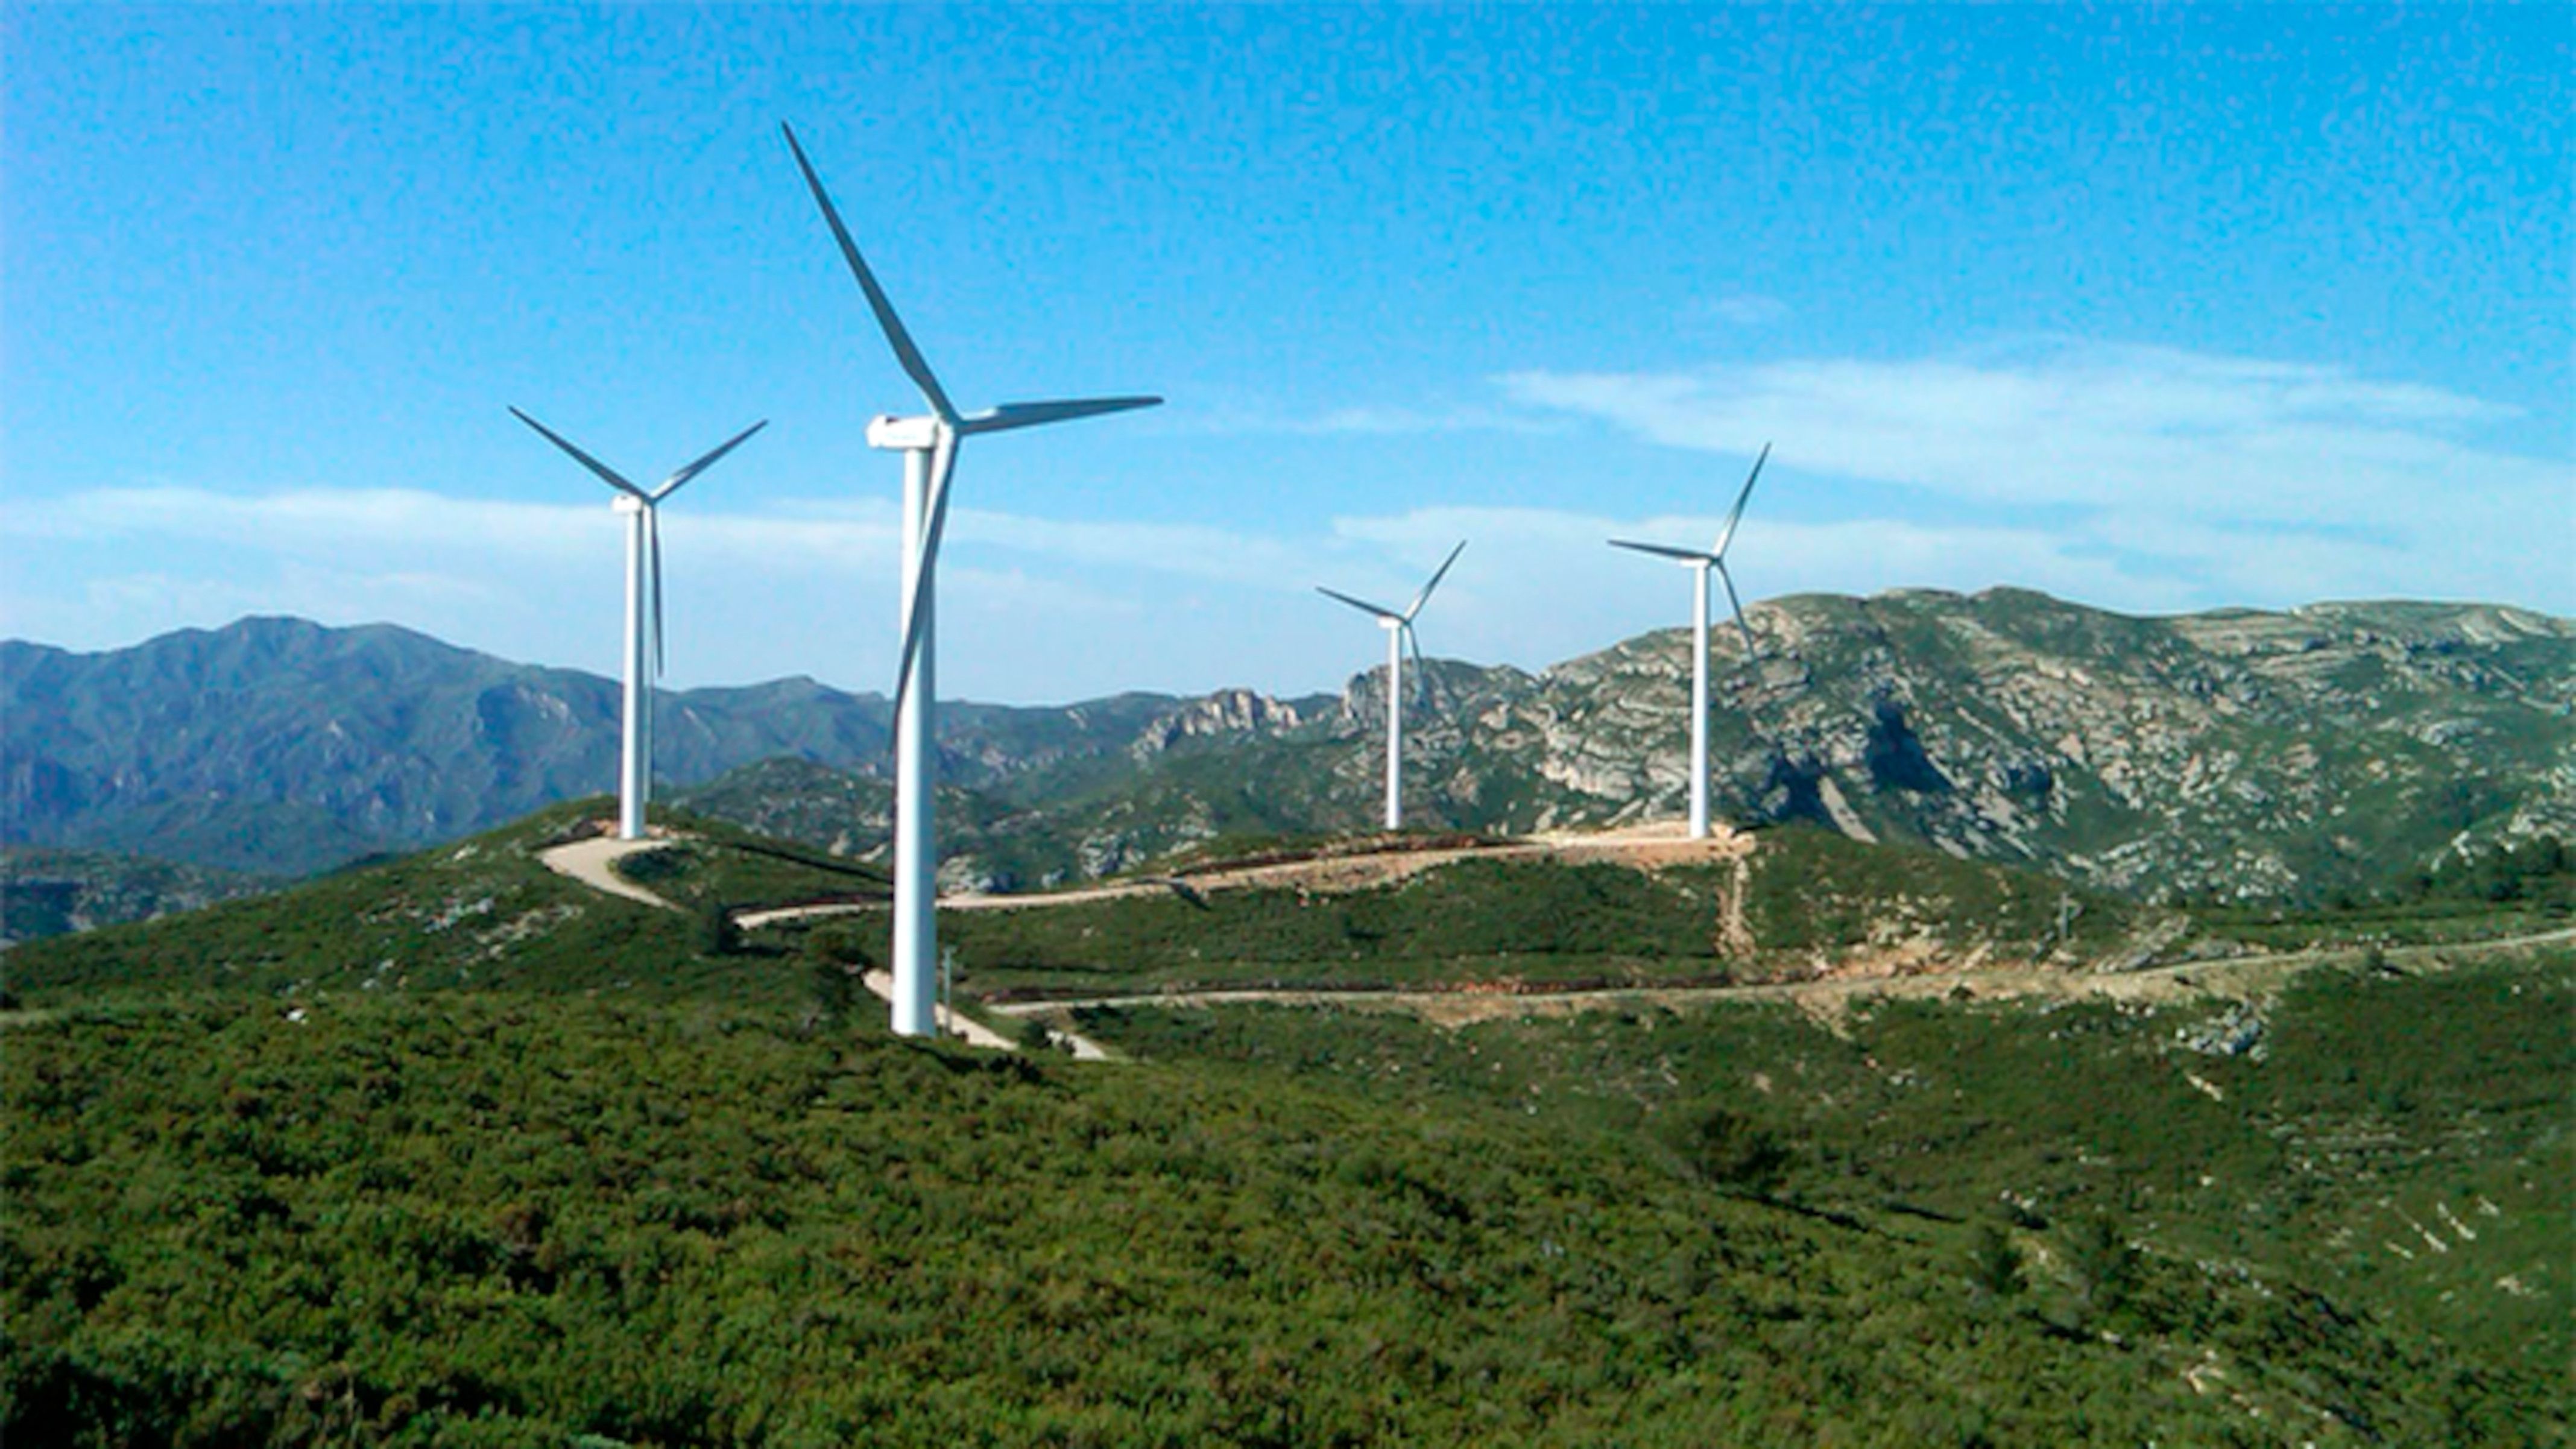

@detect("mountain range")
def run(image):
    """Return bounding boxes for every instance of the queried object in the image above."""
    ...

[3,590,2568,904]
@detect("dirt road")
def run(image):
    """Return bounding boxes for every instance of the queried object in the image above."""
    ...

[538,835,678,911]
[979,926,2576,1031]
[735,823,1755,930]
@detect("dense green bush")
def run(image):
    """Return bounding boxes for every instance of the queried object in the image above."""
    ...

[1079,949,2575,1408]
[2062,1211,2140,1322]
[7,806,2568,1444]
[1965,1224,2026,1305]
[10,991,2552,1445]
[1675,1106,1790,1196]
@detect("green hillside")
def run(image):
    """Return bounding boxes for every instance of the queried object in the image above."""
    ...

[7,984,2559,1446]
[4,809,2565,1444]
[0,804,880,1009]
[1077,949,2574,1399]
[759,824,2163,1003]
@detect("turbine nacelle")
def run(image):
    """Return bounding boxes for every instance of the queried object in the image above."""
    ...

[867,415,942,451]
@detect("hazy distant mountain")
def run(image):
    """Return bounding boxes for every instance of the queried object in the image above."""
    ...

[0,847,271,948]
[0,618,1181,875]
[6,592,2571,901]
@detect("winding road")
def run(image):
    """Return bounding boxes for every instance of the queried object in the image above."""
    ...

[977,925,2576,1031]
[538,834,679,910]
[545,822,2567,1046]
[537,828,1107,1058]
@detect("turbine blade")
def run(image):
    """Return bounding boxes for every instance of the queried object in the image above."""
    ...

[958,396,1163,436]
[780,122,958,423]
[1403,540,1468,622]
[654,418,768,500]
[1711,442,1771,559]
[1316,585,1402,621]
[890,427,962,722]
[1716,560,1759,662]
[1608,538,1720,564]
[509,407,647,498]
[1407,622,1430,708]
[648,506,665,679]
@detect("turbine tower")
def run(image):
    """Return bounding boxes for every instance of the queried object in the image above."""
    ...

[1319,541,1466,832]
[1608,443,1770,839]
[510,408,766,841]
[783,123,1162,1039]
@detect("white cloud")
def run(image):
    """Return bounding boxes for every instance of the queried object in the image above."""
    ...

[1500,338,2572,611]
[5,480,2132,698]
[1700,294,1792,327]
[949,508,1317,587]
[1501,338,2557,516]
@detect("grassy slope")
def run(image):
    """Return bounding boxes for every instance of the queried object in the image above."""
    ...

[0,848,276,947]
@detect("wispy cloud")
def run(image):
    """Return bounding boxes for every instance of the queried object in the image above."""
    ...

[1175,402,1571,438]
[1501,338,2571,608]
[1698,294,1792,327]
[6,479,2148,697]
[14,486,904,574]
[1502,339,2551,514]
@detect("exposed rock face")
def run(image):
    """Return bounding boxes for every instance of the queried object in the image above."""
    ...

[1164,590,2571,903]
[1132,689,1304,755]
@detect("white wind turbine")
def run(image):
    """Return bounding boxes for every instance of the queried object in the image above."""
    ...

[783,122,1162,1040]
[1608,443,1770,840]
[510,408,766,842]
[1319,540,1467,833]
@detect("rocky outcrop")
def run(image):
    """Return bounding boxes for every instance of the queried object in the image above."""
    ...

[1132,689,1304,755]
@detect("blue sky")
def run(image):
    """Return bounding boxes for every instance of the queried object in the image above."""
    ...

[5,4,2568,702]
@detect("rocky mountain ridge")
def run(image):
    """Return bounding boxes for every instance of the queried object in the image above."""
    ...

[5,591,2569,902]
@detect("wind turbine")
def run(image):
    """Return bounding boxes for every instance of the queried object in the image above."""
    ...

[1608,443,1770,840]
[1319,540,1466,832]
[510,407,766,842]
[783,122,1162,1040]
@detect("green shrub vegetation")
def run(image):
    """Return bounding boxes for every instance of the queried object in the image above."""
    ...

[5,991,2556,1446]
[1,805,882,1013]
[1076,949,2574,1406]
[2189,834,2575,950]
[4,809,2566,1443]
[747,824,2156,1003]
